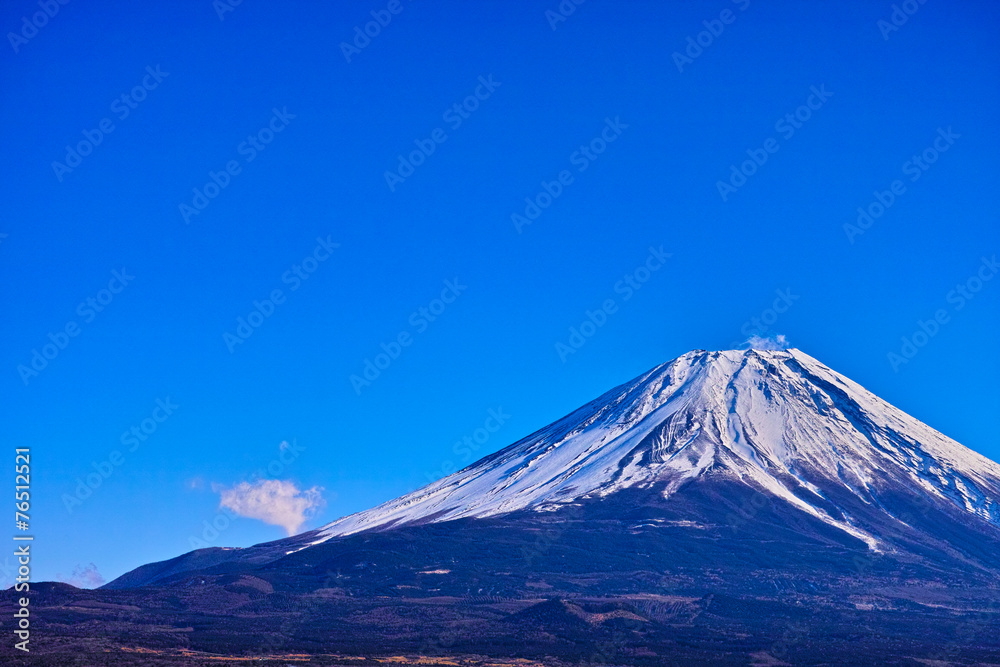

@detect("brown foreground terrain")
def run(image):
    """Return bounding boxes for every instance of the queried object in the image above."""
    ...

[2,640,563,667]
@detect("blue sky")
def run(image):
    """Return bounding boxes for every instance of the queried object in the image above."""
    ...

[1,0,997,586]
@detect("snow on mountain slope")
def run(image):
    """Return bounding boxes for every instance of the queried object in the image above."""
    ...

[308,349,1000,551]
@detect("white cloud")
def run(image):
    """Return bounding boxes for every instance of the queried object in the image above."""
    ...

[62,563,105,589]
[744,333,791,351]
[216,479,325,535]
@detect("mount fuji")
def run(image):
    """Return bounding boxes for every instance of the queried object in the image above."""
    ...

[18,348,1000,665]
[308,347,1000,550]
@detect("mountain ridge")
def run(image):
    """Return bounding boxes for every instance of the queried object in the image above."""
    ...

[26,347,1000,664]
[303,348,1000,554]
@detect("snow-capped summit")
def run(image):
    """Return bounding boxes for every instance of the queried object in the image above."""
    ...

[311,348,1000,551]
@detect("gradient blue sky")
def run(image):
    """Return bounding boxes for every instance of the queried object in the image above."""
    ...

[1,0,997,586]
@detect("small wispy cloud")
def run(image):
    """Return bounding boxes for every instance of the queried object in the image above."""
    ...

[744,333,791,351]
[216,479,325,535]
[60,563,105,589]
